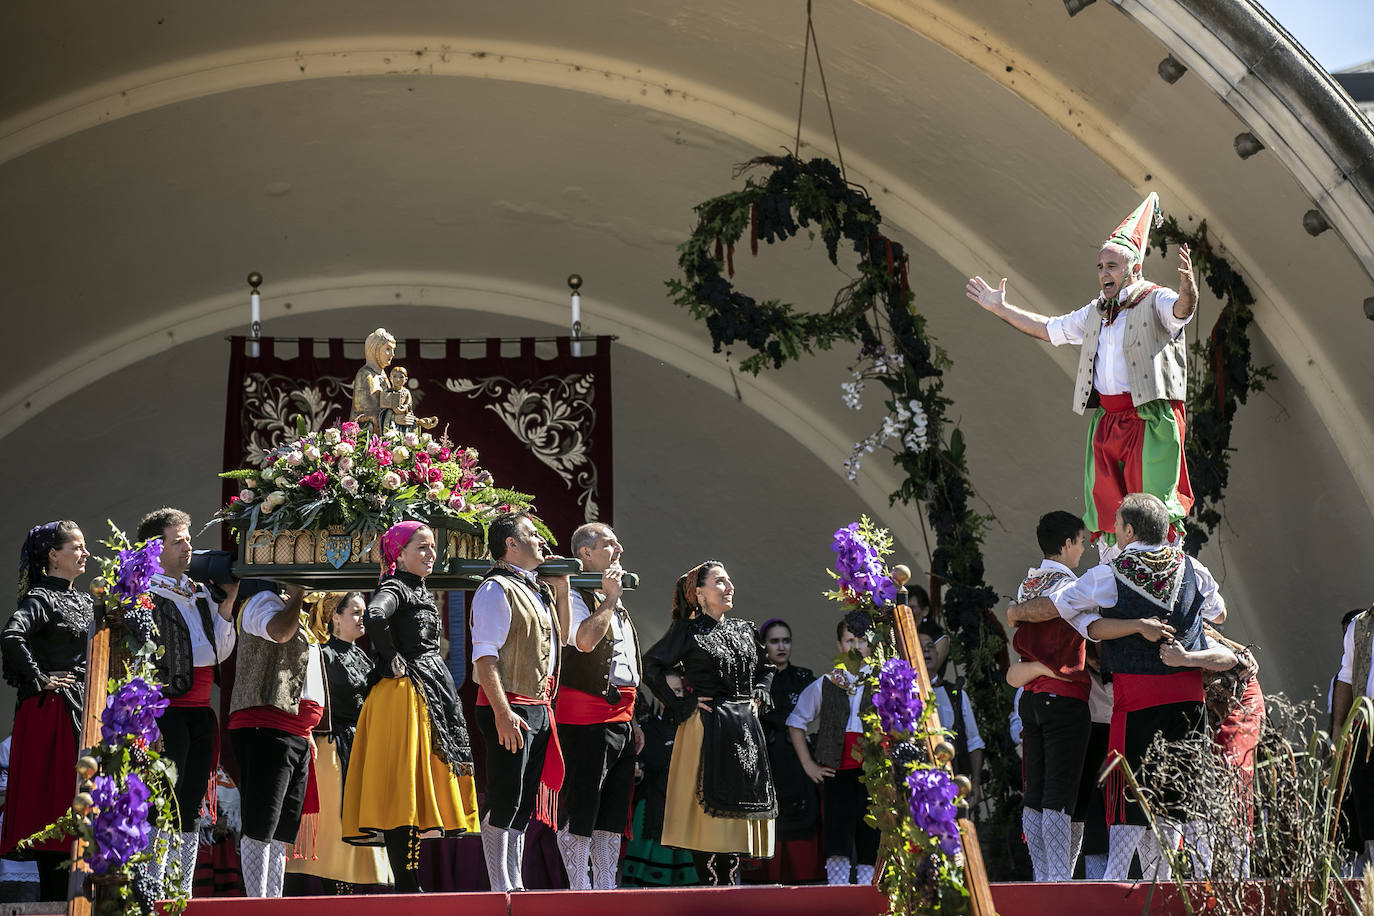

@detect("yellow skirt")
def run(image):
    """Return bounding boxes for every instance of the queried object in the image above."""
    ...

[341,676,480,844]
[286,735,393,884]
[660,711,774,856]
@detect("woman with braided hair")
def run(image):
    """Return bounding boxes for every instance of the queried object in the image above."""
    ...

[642,561,776,885]
[0,521,91,901]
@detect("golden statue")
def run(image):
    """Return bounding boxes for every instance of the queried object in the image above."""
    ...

[382,366,438,431]
[350,328,396,433]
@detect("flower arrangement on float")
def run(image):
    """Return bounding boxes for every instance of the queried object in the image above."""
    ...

[23,526,186,915]
[216,419,545,551]
[827,517,969,915]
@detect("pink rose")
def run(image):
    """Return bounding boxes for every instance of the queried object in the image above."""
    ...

[414,450,431,466]
[301,470,329,490]
[426,467,443,484]
[447,493,467,512]
[437,447,451,461]
[341,421,361,439]
[238,488,256,504]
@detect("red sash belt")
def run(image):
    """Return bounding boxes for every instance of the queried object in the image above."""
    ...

[226,699,325,738]
[1098,392,1136,412]
[1104,670,1202,824]
[168,666,214,708]
[555,685,637,725]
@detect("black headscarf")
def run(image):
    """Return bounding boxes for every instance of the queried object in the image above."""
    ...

[17,521,61,598]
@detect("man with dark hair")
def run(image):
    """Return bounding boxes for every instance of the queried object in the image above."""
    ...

[786,617,877,886]
[1006,511,1090,882]
[1007,493,1235,880]
[554,522,642,890]
[470,512,570,892]
[136,507,238,897]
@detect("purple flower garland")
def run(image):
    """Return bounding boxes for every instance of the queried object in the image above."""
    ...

[873,658,923,734]
[831,523,897,605]
[906,768,961,855]
[100,676,168,746]
[88,774,152,874]
[113,538,163,602]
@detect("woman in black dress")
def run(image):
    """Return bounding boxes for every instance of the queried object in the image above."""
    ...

[642,561,776,885]
[0,521,91,901]
[753,618,821,883]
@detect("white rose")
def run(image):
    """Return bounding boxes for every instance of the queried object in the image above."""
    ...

[238,488,256,504]
[304,445,322,462]
[447,493,467,512]
[287,450,304,466]
[391,446,410,463]
[382,471,403,490]
[333,441,354,457]
[404,431,420,448]
[324,427,342,445]
[425,485,444,501]
[340,475,359,493]
[337,456,354,474]
[261,468,277,482]
[427,440,442,455]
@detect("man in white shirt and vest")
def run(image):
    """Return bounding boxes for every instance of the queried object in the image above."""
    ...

[553,522,643,890]
[137,508,239,898]
[966,193,1199,555]
[470,511,570,892]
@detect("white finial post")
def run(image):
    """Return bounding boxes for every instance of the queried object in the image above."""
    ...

[568,274,583,357]
[247,271,263,357]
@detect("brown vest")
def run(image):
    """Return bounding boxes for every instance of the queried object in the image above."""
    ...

[228,610,312,716]
[560,587,641,697]
[485,573,558,700]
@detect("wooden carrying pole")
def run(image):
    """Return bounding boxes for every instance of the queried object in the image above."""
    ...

[891,571,997,916]
[67,583,111,916]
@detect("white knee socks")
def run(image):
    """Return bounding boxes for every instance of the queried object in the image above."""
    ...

[239,837,271,898]
[506,827,526,891]
[589,830,620,890]
[556,829,592,890]
[825,855,851,885]
[480,814,512,892]
[1040,809,1074,881]
[1022,808,1046,881]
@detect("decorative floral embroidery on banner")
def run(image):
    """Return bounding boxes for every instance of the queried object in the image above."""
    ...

[445,374,601,522]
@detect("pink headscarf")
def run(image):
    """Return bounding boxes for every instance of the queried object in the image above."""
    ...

[380,521,429,579]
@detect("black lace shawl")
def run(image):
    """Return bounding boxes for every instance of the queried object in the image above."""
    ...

[365,572,473,778]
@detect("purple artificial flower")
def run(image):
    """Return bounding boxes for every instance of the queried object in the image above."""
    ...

[113,538,164,602]
[88,773,152,874]
[906,767,961,855]
[100,677,167,746]
[873,658,924,734]
[831,523,897,605]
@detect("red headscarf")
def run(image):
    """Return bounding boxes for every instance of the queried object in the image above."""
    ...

[380,521,429,579]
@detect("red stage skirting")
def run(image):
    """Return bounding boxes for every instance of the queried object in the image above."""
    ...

[174,881,1354,916]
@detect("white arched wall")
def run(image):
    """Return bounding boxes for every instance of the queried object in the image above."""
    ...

[2,27,1371,517]
[0,271,924,552]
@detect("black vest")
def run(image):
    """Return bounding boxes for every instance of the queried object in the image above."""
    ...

[150,592,220,698]
[1100,557,1205,676]
[559,587,640,701]
[814,676,872,769]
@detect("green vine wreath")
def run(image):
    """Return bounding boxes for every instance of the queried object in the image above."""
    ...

[1149,217,1275,554]
[667,155,1015,876]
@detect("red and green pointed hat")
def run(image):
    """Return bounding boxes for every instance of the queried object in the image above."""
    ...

[1103,192,1160,266]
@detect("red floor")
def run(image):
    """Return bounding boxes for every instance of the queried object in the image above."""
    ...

[172,881,1268,916]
